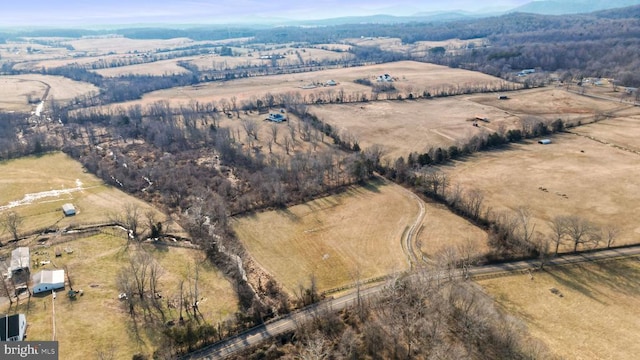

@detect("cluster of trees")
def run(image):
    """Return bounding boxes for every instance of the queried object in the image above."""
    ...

[419,10,640,86]
[0,112,59,160]
[234,273,554,360]
[51,96,376,348]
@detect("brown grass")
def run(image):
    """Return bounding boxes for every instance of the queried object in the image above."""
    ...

[0,233,238,360]
[416,200,489,258]
[93,59,192,77]
[443,131,640,250]
[231,178,416,294]
[0,77,49,111]
[479,259,640,360]
[0,74,97,111]
[101,60,507,111]
[308,87,634,160]
[66,37,206,54]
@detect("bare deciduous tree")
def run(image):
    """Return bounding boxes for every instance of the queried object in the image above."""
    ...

[1,211,23,243]
[565,216,600,252]
[549,215,569,255]
[270,122,279,144]
[241,119,259,140]
[604,226,619,248]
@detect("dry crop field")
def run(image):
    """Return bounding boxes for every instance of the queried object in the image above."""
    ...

[0,152,171,236]
[0,233,238,360]
[479,259,640,359]
[308,87,631,160]
[443,132,640,250]
[231,178,416,294]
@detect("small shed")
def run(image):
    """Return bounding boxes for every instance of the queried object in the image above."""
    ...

[0,314,27,341]
[62,203,76,216]
[32,269,65,294]
[9,247,30,276]
[538,139,552,145]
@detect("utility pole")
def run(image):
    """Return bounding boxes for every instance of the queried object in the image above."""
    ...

[52,290,56,341]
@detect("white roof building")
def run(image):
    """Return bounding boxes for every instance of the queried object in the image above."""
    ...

[9,247,30,275]
[32,269,65,294]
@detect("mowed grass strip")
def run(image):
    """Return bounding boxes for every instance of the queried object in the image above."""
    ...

[479,259,640,360]
[232,178,416,294]
[2,233,238,360]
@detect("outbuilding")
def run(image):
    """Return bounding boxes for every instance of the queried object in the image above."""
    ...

[62,203,76,216]
[0,314,27,341]
[9,247,30,276]
[31,269,65,295]
[538,139,552,145]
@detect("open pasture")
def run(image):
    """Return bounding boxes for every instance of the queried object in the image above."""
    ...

[309,96,517,160]
[106,60,507,111]
[443,131,640,250]
[417,200,489,259]
[65,37,207,54]
[0,74,98,110]
[12,53,149,72]
[471,87,628,123]
[0,77,49,111]
[1,233,238,360]
[231,178,416,294]
[0,152,171,236]
[93,58,192,77]
[189,46,353,71]
[569,114,640,153]
[0,41,70,63]
[479,259,640,360]
[308,87,633,161]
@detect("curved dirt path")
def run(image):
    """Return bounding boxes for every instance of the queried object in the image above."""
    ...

[398,184,425,268]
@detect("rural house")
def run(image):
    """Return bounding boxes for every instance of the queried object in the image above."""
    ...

[377,74,393,82]
[266,113,287,123]
[31,269,65,294]
[0,314,27,341]
[62,203,76,216]
[9,247,30,276]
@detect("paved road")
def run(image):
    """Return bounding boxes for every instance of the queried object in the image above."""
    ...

[183,245,640,360]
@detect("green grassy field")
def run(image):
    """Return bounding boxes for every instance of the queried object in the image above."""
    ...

[0,152,170,237]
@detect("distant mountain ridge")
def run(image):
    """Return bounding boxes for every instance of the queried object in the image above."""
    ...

[511,0,640,15]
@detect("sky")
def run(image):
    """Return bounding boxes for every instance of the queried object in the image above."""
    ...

[0,0,531,27]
